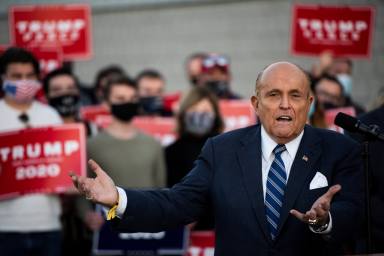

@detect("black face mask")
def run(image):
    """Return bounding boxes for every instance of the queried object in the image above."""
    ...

[205,80,230,98]
[140,96,163,114]
[110,102,139,122]
[48,94,80,117]
[322,101,339,110]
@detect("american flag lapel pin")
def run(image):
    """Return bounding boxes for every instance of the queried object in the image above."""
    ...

[302,155,308,162]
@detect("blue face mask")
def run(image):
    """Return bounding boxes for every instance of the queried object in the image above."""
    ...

[336,74,353,97]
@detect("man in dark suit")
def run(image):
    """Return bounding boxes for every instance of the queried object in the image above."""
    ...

[71,62,363,256]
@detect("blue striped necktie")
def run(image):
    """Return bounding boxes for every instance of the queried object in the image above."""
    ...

[265,144,287,240]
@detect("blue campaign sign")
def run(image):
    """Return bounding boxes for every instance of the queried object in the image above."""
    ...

[93,219,189,255]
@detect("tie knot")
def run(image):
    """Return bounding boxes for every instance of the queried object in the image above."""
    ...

[273,144,286,156]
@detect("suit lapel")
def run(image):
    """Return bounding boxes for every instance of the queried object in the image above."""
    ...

[276,125,322,237]
[237,125,272,244]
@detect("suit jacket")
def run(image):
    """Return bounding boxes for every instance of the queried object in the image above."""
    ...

[114,124,363,256]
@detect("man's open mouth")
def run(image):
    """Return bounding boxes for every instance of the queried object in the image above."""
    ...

[276,115,292,122]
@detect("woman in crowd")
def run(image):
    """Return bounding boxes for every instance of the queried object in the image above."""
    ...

[165,87,224,230]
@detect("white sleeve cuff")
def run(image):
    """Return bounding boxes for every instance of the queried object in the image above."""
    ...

[309,212,332,234]
[115,187,127,218]
[102,186,128,219]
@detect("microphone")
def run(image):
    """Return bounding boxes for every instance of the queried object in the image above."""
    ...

[334,112,384,141]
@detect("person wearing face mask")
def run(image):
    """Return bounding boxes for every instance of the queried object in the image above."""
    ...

[329,58,365,115]
[314,74,345,111]
[185,52,208,87]
[309,74,346,129]
[199,54,242,100]
[81,75,166,233]
[136,69,172,116]
[43,67,99,256]
[165,87,224,230]
[43,68,98,137]
[0,47,63,255]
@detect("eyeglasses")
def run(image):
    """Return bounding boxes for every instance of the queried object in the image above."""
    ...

[18,112,31,128]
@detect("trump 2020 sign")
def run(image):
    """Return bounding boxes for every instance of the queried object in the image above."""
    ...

[0,124,86,200]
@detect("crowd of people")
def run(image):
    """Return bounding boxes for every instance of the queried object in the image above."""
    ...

[0,46,383,255]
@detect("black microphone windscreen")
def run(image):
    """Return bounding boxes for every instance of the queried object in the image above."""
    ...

[334,112,358,132]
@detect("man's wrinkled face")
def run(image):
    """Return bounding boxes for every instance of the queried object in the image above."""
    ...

[251,62,313,144]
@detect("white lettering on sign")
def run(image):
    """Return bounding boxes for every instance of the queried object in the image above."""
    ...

[0,147,10,162]
[40,59,60,73]
[225,116,251,131]
[64,140,79,156]
[118,232,165,240]
[188,247,215,256]
[189,247,201,256]
[13,145,24,160]
[27,143,41,158]
[16,164,60,180]
[0,140,80,162]
[44,141,62,156]
[298,19,367,42]
[15,19,85,44]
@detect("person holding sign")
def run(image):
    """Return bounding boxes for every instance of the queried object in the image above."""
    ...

[71,62,363,256]
[0,47,63,256]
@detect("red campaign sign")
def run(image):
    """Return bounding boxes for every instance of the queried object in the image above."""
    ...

[9,4,92,60]
[132,117,177,146]
[325,106,356,133]
[291,4,375,58]
[219,100,257,132]
[0,45,9,55]
[80,105,176,146]
[30,46,63,76]
[81,101,257,141]
[0,124,86,200]
[80,105,110,128]
[188,231,215,256]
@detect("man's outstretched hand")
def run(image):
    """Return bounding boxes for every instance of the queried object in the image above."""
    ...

[290,184,341,227]
[69,159,118,208]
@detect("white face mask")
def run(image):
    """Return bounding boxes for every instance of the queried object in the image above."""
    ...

[336,74,353,97]
[184,111,215,136]
[2,79,41,103]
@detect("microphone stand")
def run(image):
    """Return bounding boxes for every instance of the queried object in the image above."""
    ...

[361,139,372,253]
[361,125,383,254]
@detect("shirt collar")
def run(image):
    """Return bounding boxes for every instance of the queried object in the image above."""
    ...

[261,125,304,161]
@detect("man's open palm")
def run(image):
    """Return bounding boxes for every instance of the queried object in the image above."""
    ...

[70,159,119,207]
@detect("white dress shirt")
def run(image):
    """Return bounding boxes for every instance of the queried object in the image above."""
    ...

[261,125,303,200]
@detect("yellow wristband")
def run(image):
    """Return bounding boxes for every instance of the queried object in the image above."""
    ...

[107,204,118,220]
[106,192,120,220]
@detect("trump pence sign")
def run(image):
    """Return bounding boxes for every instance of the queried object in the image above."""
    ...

[291,4,375,57]
[9,4,92,60]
